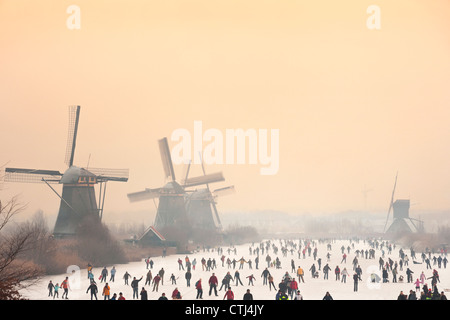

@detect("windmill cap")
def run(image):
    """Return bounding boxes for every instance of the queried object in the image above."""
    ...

[60,166,95,184]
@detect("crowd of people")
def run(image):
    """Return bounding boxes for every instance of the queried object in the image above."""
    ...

[43,237,448,300]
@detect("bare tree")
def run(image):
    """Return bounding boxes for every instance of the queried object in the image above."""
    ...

[0,195,43,300]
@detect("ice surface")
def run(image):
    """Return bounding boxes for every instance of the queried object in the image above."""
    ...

[20,239,450,300]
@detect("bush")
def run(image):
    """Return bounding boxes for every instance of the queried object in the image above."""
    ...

[75,216,128,266]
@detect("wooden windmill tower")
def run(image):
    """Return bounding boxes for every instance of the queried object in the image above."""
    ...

[4,106,129,237]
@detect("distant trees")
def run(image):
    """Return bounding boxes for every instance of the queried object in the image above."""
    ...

[223,224,260,245]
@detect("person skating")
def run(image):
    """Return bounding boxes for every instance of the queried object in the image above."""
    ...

[152,274,161,292]
[86,281,98,300]
[172,287,182,300]
[293,290,303,300]
[208,273,219,296]
[309,263,316,278]
[145,270,152,286]
[406,268,414,283]
[185,270,192,287]
[297,266,305,283]
[158,268,165,285]
[353,272,361,292]
[341,267,349,283]
[53,283,60,299]
[47,281,54,297]
[289,278,298,300]
[131,276,143,299]
[243,289,253,300]
[61,277,70,299]
[246,274,256,286]
[323,291,333,300]
[323,264,331,280]
[335,266,340,281]
[234,270,244,286]
[102,283,111,300]
[268,274,277,291]
[170,273,177,285]
[276,290,288,300]
[109,266,116,282]
[261,268,270,285]
[224,287,234,300]
[195,278,203,299]
[100,267,108,283]
[407,290,417,300]
[140,287,148,300]
[158,293,168,300]
[123,271,131,285]
[397,291,407,300]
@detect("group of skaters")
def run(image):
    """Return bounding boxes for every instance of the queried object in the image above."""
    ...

[45,237,448,300]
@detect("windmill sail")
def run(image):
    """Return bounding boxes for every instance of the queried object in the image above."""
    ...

[128,188,162,202]
[87,167,129,182]
[158,137,176,181]
[383,172,398,233]
[65,105,80,167]
[4,167,62,183]
[213,185,235,197]
[183,172,225,188]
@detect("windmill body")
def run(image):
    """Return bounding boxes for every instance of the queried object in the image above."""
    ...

[4,106,128,238]
[53,166,99,237]
[385,199,413,234]
[153,181,188,230]
[186,188,220,230]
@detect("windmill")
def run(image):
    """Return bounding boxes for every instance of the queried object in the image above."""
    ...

[383,173,424,234]
[184,153,235,231]
[4,106,129,237]
[127,137,228,239]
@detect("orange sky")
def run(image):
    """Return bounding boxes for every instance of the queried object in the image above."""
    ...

[1,0,450,224]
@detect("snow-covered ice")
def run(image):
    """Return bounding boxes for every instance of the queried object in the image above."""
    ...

[19,239,450,300]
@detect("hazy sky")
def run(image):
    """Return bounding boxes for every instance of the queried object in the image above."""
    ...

[1,0,449,224]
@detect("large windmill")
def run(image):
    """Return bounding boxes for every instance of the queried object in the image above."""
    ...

[4,106,129,237]
[383,173,424,234]
[127,137,230,239]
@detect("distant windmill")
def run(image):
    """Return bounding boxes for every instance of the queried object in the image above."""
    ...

[127,137,227,237]
[4,106,129,237]
[383,173,424,234]
[184,153,235,231]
